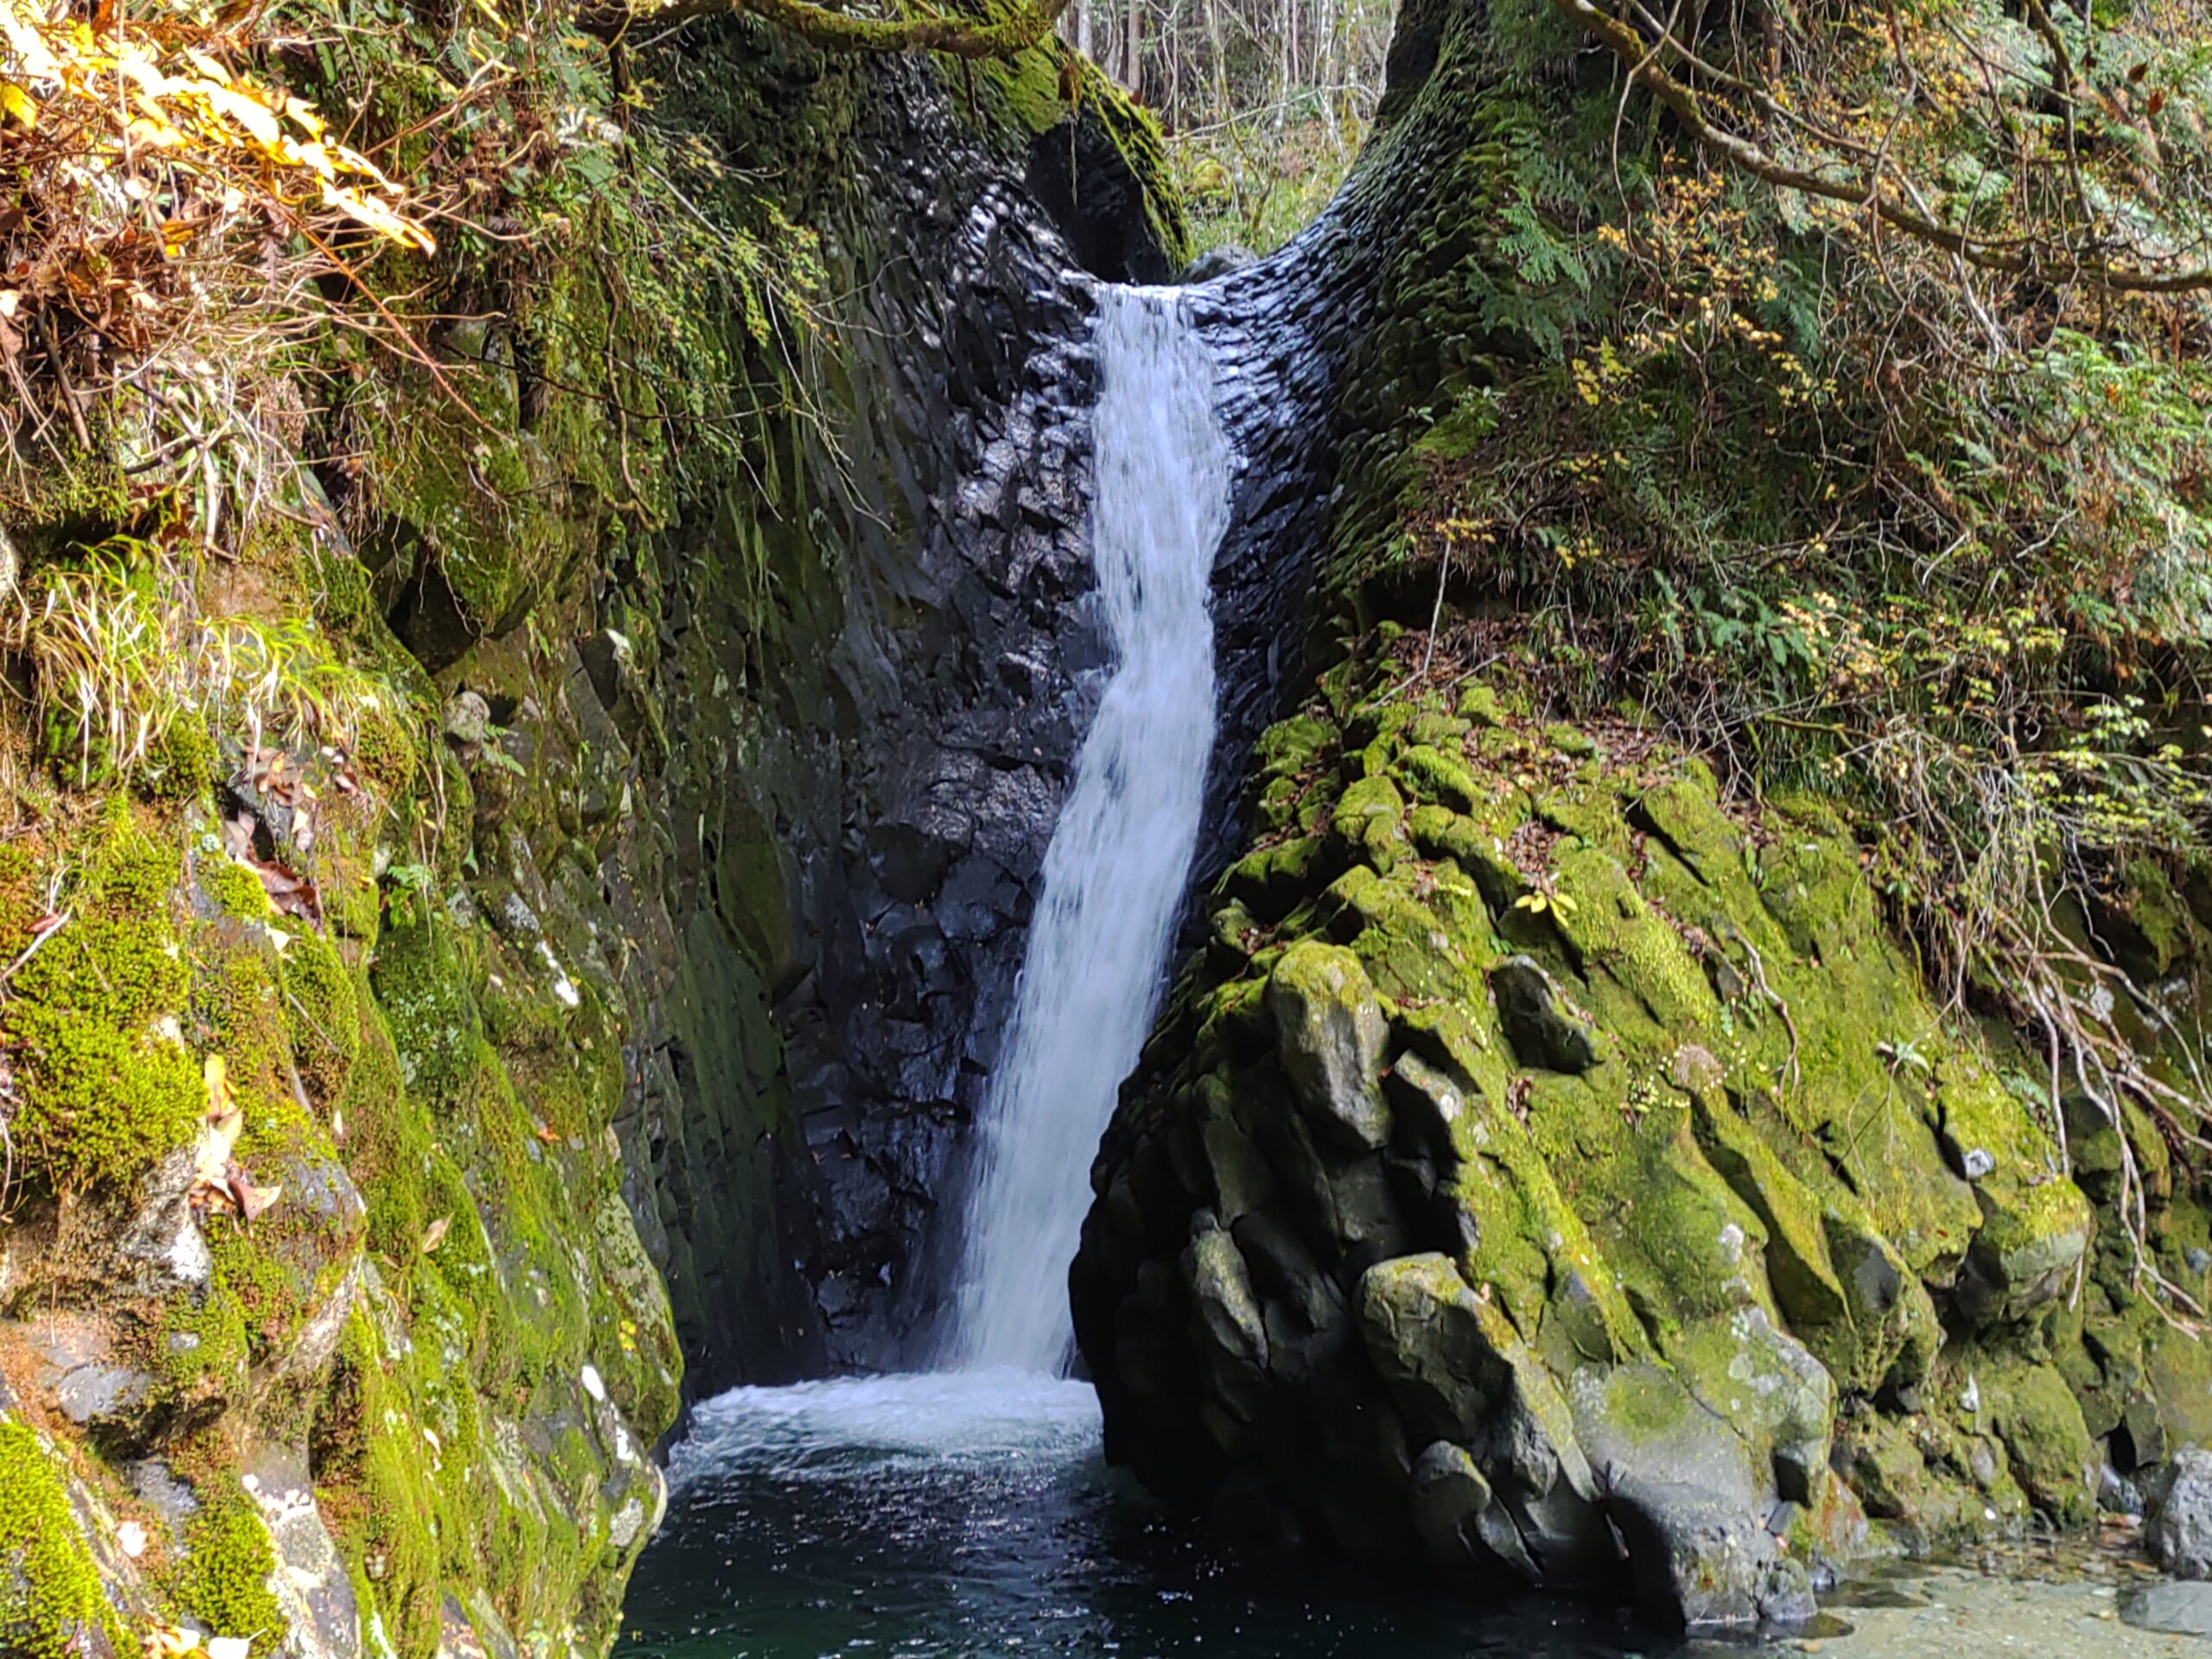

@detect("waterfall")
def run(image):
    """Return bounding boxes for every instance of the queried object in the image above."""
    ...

[947,285,1232,1375]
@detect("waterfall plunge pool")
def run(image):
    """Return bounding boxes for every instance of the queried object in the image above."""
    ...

[614,1371,1648,1659]
[617,1372,2189,1659]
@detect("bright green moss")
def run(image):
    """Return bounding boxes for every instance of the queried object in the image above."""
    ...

[1398,744,1483,811]
[155,1281,253,1398]
[0,1420,123,1659]
[1332,774,1409,872]
[334,1001,437,1262]
[313,1313,443,1659]
[194,947,289,1095]
[142,715,222,804]
[200,855,274,921]
[279,933,363,1104]
[7,815,203,1192]
[208,1228,312,1362]
[1973,1357,2099,1528]
[176,1489,287,1643]
[10,1006,202,1192]
[369,912,484,1108]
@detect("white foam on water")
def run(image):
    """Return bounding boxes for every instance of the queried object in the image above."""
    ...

[670,1371,1103,1487]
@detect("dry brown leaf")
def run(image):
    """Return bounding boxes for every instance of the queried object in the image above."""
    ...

[246,856,319,924]
[419,1216,451,1254]
[230,1173,281,1224]
[194,1057,244,1190]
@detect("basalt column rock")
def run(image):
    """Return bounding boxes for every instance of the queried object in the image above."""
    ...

[569,38,1193,1383]
[1069,688,2118,1628]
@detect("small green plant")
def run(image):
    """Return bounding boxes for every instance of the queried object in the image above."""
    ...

[26,541,399,787]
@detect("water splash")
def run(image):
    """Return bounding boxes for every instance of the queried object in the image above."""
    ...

[947,286,1232,1374]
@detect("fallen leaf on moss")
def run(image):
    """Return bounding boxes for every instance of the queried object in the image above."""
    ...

[245,856,319,924]
[229,1172,281,1223]
[143,1625,200,1657]
[419,1216,451,1253]
[193,1054,243,1189]
[188,1054,280,1224]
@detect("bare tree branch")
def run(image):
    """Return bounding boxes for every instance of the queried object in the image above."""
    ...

[1548,0,2212,296]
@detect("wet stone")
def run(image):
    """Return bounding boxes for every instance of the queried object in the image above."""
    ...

[1489,956,1600,1074]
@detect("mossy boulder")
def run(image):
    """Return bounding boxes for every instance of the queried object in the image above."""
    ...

[1074,677,2212,1627]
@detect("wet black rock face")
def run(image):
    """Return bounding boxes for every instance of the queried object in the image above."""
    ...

[607,33,1372,1395]
[569,37,1256,1393]
[618,52,1116,1388]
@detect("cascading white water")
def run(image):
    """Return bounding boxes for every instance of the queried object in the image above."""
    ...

[947,285,1233,1376]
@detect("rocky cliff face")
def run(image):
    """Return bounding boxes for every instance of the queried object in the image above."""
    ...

[604,35,1198,1383]
[0,17,1189,1657]
[1071,0,2212,1633]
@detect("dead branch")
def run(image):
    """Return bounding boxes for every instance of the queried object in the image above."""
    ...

[1547,0,2212,296]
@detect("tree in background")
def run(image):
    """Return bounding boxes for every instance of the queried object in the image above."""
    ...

[1057,0,1398,253]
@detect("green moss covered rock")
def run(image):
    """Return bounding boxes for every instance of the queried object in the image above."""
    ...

[1074,675,2212,1628]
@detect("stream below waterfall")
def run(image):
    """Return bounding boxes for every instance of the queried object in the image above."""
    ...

[618,287,2206,1659]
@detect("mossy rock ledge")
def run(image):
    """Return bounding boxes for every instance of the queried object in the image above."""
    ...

[1071,685,2212,1630]
[0,9,1191,1656]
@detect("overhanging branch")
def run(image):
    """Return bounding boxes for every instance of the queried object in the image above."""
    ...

[1548,0,2212,296]
[591,0,1077,57]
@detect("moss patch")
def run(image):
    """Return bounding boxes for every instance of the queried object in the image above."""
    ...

[0,1420,124,1659]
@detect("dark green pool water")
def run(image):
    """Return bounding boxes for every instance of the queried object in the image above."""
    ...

[615,1372,1669,1659]
[619,1373,2203,1659]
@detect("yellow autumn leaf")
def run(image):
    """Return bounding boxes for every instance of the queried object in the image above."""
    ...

[203,1051,236,1122]
[279,92,326,137]
[0,4,60,80]
[127,92,187,140]
[321,181,435,253]
[200,82,281,149]
[283,137,338,181]
[0,79,35,130]
[181,48,232,87]
[124,113,184,149]
[113,46,175,97]
[325,138,399,189]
